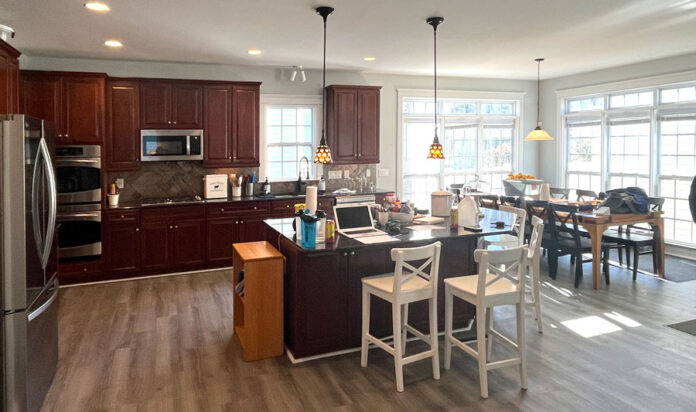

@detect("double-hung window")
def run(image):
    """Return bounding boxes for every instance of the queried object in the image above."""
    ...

[260,96,322,181]
[399,93,521,208]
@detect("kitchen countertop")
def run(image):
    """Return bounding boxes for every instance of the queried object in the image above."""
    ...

[104,189,394,210]
[265,207,514,253]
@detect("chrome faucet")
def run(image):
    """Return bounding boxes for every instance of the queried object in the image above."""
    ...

[296,156,310,194]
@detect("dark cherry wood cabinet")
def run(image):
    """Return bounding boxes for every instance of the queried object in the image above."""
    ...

[206,217,239,266]
[20,70,105,144]
[140,81,202,129]
[103,210,141,275]
[106,80,140,170]
[140,205,206,271]
[203,86,233,167]
[326,85,381,164]
[171,218,206,266]
[0,39,20,115]
[141,220,171,271]
[231,85,260,166]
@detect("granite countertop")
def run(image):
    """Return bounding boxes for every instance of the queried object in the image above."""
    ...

[265,208,515,253]
[104,189,394,210]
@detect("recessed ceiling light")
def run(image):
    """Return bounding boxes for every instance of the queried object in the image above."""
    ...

[247,49,262,55]
[104,39,122,48]
[363,56,377,62]
[84,1,110,12]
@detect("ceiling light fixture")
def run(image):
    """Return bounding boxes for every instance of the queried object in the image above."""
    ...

[84,1,110,12]
[525,58,553,141]
[248,49,262,55]
[104,39,122,48]
[363,56,376,62]
[290,66,306,82]
[426,16,444,159]
[314,6,334,164]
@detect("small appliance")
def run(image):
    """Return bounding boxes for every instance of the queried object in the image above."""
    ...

[458,195,483,230]
[141,129,203,161]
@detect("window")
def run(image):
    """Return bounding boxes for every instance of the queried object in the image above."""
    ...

[260,96,321,181]
[399,94,521,208]
[561,81,696,248]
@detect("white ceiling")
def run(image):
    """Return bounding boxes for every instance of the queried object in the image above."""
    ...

[3,0,696,79]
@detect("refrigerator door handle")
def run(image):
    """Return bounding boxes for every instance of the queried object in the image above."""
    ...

[31,142,45,267]
[39,137,58,270]
[27,279,59,322]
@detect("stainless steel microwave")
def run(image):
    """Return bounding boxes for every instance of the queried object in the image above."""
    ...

[141,129,203,161]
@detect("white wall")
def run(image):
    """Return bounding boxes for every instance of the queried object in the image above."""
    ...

[538,51,696,185]
[20,55,539,190]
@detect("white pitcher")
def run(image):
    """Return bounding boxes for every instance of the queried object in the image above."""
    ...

[458,195,482,228]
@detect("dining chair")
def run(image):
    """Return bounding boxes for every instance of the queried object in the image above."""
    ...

[524,200,551,246]
[499,196,521,208]
[549,187,570,200]
[478,194,500,210]
[360,242,442,392]
[576,189,599,202]
[526,216,544,333]
[443,246,528,398]
[547,203,614,288]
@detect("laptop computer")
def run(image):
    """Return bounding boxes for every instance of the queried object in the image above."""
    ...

[333,204,386,238]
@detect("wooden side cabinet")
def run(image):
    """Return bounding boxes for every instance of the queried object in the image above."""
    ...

[106,80,140,170]
[326,85,381,164]
[0,39,20,114]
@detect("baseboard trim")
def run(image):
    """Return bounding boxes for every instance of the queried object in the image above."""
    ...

[59,266,233,288]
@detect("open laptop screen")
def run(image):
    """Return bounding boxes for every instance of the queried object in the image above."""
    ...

[335,205,373,230]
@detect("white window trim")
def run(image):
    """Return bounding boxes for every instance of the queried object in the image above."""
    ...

[259,94,323,182]
[396,88,526,197]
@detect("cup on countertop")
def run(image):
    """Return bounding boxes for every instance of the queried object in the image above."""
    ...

[107,193,120,206]
[232,186,242,197]
[246,182,254,197]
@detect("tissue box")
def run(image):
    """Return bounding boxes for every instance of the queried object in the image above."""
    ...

[204,174,228,199]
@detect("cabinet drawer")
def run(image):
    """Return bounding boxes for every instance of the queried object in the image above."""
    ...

[271,199,300,213]
[142,205,205,221]
[318,197,335,212]
[206,201,269,217]
[104,209,140,223]
[58,260,104,284]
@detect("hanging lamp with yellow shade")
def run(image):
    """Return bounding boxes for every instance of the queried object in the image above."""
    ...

[525,58,553,141]
[313,6,334,164]
[426,16,445,159]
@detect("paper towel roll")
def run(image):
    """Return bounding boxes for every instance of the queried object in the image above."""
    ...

[306,186,318,214]
[540,184,551,201]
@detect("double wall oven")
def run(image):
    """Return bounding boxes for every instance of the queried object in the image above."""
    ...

[54,145,102,261]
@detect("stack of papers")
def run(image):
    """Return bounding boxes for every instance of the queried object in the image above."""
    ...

[413,216,445,225]
[355,235,400,244]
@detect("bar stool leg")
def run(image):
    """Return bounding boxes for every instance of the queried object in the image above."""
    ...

[517,302,528,390]
[476,305,489,398]
[532,260,543,333]
[392,302,404,392]
[401,303,409,353]
[444,289,453,370]
[485,307,493,358]
[429,297,440,380]
[360,289,370,367]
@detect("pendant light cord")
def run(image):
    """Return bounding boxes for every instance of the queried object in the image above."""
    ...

[433,24,438,142]
[321,14,327,144]
[536,59,540,125]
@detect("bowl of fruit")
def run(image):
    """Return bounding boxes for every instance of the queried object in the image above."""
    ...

[506,172,540,182]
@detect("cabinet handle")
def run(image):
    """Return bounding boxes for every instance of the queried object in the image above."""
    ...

[240,220,244,224]
[120,215,125,219]
[168,121,172,125]
[221,208,225,212]
[169,225,173,229]
[58,134,63,138]
[253,206,257,210]
[83,268,87,272]
[286,205,290,208]
[135,227,140,232]
[235,221,239,224]
[175,225,179,229]
[350,251,355,255]
[342,252,348,256]
[173,121,177,125]
[65,134,69,138]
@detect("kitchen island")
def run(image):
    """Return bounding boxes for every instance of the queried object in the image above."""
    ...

[263,208,515,360]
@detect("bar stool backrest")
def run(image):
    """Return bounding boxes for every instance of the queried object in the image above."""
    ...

[576,189,599,202]
[390,242,442,297]
[473,246,526,298]
[528,216,544,261]
[500,205,527,247]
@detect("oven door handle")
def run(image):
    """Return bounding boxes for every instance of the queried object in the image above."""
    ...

[55,159,100,164]
[40,137,58,270]
[28,279,59,322]
[56,213,101,221]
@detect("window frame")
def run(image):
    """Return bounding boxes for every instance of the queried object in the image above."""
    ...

[259,94,323,183]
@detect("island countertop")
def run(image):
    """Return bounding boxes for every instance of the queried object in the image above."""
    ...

[264,207,515,253]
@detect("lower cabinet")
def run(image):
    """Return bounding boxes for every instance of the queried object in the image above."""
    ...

[206,217,239,266]
[141,220,170,271]
[171,218,206,266]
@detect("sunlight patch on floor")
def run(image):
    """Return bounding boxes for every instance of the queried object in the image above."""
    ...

[562,315,622,338]
[604,311,642,327]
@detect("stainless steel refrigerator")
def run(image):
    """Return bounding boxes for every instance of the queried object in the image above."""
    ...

[1,115,59,412]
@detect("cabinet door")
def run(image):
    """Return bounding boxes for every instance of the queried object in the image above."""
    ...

[347,247,392,344]
[0,53,10,114]
[141,220,171,271]
[231,85,260,166]
[62,75,105,144]
[357,89,380,163]
[238,217,267,243]
[172,84,202,128]
[20,74,62,133]
[106,81,140,170]
[206,218,239,266]
[140,83,171,128]
[105,221,141,275]
[203,86,232,166]
[328,88,358,164]
[172,218,206,266]
[8,58,18,113]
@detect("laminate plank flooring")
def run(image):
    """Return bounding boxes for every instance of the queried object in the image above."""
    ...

[42,258,696,412]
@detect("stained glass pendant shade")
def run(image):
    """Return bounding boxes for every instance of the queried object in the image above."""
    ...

[426,17,445,159]
[314,6,334,164]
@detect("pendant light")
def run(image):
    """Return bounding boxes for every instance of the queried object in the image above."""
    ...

[525,58,553,141]
[314,6,334,164]
[426,17,445,159]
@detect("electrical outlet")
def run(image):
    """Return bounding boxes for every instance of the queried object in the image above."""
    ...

[115,178,125,189]
[366,169,371,177]
[343,170,350,179]
[378,168,389,177]
[328,170,342,179]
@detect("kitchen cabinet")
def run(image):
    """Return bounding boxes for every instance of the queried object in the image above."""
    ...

[231,85,260,166]
[0,39,20,115]
[20,70,106,144]
[104,210,141,275]
[206,217,239,266]
[326,85,381,164]
[106,80,140,170]
[140,82,202,129]
[203,86,233,167]
[141,205,206,271]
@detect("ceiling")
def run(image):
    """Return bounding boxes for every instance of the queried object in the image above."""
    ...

[3,0,696,79]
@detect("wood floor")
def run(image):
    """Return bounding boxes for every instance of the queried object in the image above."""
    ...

[42,258,696,412]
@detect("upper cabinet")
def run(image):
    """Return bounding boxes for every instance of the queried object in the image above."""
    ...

[326,85,381,164]
[106,80,140,171]
[140,81,202,129]
[0,39,20,115]
[231,85,260,167]
[20,70,105,145]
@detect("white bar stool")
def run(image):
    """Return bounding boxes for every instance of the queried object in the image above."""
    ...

[443,246,528,398]
[526,216,544,333]
[360,242,442,392]
[480,205,527,250]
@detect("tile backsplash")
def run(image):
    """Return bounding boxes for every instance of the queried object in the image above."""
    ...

[107,162,378,203]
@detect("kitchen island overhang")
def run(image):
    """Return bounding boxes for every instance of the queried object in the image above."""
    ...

[263,209,515,361]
